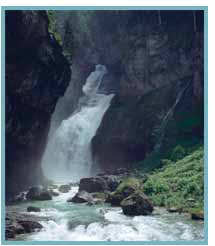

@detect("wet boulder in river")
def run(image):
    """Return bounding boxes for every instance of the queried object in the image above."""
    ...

[191,211,204,220]
[18,220,43,233]
[27,206,41,212]
[105,177,139,206]
[26,187,42,200]
[59,184,71,193]
[79,177,109,193]
[102,175,122,192]
[106,186,135,206]
[5,212,43,239]
[120,192,154,216]
[68,191,93,203]
[26,187,52,201]
[37,190,52,200]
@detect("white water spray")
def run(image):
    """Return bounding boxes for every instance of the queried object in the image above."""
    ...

[42,65,114,182]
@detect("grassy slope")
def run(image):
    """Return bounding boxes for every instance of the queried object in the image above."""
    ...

[143,146,204,212]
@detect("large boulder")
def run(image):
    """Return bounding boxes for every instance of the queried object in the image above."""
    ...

[5,212,43,239]
[106,186,135,206]
[59,184,71,193]
[26,187,42,200]
[120,192,154,216]
[79,177,109,193]
[67,191,93,203]
[102,175,122,192]
[26,187,52,201]
[106,177,140,206]
[37,191,52,200]
[27,206,41,212]
[18,220,43,233]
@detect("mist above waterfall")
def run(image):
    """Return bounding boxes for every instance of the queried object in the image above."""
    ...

[42,65,114,182]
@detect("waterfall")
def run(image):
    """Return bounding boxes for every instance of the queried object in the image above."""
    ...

[42,65,114,182]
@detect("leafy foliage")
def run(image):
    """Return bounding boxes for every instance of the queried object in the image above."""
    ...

[143,146,204,212]
[115,177,141,194]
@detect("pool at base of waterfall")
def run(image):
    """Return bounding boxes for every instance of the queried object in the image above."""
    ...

[7,186,204,241]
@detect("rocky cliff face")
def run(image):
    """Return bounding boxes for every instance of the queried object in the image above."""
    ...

[91,11,204,171]
[5,10,71,199]
[55,11,204,172]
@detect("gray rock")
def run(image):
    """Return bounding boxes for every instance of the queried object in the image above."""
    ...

[59,184,71,193]
[106,186,136,206]
[27,206,41,212]
[102,175,122,192]
[67,191,93,203]
[26,187,42,200]
[18,220,43,233]
[26,187,52,201]
[14,223,25,234]
[79,177,109,193]
[37,191,52,200]
[120,192,154,216]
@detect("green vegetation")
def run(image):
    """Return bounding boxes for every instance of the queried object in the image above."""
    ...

[143,145,204,212]
[47,11,73,61]
[47,11,62,45]
[115,177,141,194]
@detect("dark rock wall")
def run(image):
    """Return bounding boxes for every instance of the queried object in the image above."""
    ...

[5,10,71,198]
[91,11,204,171]
[55,11,204,171]
[51,11,204,172]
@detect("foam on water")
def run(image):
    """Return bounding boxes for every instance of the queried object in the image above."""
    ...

[25,192,204,241]
[9,186,203,242]
[42,65,114,182]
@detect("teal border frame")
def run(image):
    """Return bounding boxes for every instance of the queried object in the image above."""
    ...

[1,5,208,245]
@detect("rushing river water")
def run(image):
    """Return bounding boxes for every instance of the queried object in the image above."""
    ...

[7,185,204,241]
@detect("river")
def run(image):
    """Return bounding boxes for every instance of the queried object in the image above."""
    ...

[7,185,204,241]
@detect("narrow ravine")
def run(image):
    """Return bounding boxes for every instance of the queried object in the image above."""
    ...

[5,10,205,243]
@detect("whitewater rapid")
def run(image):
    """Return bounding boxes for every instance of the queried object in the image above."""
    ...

[42,65,114,182]
[9,186,204,242]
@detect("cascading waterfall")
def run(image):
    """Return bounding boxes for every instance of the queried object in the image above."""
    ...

[42,65,114,182]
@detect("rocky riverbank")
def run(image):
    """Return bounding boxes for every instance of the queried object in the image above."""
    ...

[6,157,204,240]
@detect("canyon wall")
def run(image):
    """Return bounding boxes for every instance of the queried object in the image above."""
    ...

[55,11,204,171]
[5,10,71,198]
